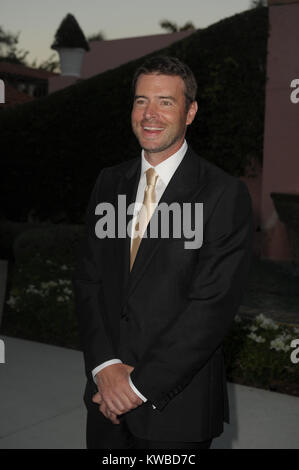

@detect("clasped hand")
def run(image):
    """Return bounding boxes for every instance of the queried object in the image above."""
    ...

[92,363,143,424]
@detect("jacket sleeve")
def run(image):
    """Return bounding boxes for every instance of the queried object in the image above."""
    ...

[130,179,255,411]
[72,169,116,381]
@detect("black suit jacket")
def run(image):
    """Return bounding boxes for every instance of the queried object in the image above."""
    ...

[73,146,254,441]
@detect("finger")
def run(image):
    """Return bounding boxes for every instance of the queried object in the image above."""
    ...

[92,392,102,404]
[100,403,120,424]
[126,388,143,407]
[105,396,127,416]
[108,411,120,425]
[118,391,141,412]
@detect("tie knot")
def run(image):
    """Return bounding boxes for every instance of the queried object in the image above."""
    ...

[146,168,158,187]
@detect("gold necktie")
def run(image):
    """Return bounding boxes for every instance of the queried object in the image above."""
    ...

[130,168,159,270]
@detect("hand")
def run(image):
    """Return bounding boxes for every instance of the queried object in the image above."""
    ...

[94,363,143,418]
[92,392,120,424]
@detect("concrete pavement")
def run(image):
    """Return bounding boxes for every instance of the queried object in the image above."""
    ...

[0,335,298,449]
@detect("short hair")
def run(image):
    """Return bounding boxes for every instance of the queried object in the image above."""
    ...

[132,55,197,110]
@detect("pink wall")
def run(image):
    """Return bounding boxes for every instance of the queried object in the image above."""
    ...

[261,2,299,260]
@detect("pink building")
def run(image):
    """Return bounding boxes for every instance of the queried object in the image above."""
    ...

[261,0,299,260]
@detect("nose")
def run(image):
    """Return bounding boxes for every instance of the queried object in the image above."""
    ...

[143,101,158,120]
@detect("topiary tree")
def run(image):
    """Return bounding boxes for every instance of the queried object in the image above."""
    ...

[51,13,90,51]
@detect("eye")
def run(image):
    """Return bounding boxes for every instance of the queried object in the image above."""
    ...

[135,98,146,106]
[161,100,172,106]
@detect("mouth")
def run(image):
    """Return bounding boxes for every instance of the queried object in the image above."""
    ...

[142,126,164,137]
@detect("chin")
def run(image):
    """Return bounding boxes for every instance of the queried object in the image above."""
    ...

[142,144,166,154]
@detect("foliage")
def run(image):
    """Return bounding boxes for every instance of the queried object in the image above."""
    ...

[1,223,85,348]
[0,7,268,222]
[87,31,105,41]
[31,52,60,73]
[12,223,84,265]
[250,0,267,8]
[51,13,90,51]
[0,25,29,64]
[224,314,299,396]
[2,256,79,349]
[0,220,43,260]
[159,20,196,33]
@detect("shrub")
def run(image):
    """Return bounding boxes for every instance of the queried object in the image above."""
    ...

[1,223,85,348]
[13,223,84,266]
[51,13,90,51]
[224,314,299,396]
[0,220,42,260]
[2,256,80,349]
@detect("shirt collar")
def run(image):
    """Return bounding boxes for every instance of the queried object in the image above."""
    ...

[141,140,188,186]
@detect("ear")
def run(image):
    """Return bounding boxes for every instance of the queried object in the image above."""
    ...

[186,101,198,126]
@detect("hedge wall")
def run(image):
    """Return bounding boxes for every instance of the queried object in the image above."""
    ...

[0,7,268,223]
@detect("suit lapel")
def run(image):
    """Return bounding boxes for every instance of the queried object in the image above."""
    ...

[113,159,141,301]
[125,147,207,301]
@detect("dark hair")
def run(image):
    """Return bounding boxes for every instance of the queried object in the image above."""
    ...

[132,55,197,110]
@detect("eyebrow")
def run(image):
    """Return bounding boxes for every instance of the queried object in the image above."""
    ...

[134,95,177,102]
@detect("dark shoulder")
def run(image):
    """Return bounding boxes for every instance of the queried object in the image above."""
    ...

[101,157,139,178]
[189,146,248,195]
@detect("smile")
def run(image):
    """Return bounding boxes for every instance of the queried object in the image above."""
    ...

[143,127,164,131]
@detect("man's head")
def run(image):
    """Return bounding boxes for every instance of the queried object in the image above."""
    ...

[132,56,198,112]
[131,56,198,164]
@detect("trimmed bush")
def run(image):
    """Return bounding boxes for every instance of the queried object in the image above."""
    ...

[51,13,90,51]
[0,220,44,260]
[13,223,84,266]
[1,223,84,348]
[2,256,79,349]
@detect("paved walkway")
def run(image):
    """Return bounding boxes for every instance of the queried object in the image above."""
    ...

[0,336,299,449]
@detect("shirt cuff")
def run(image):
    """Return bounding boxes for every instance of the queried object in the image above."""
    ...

[129,375,147,402]
[92,359,122,385]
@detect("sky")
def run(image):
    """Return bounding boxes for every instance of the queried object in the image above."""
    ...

[1,0,252,64]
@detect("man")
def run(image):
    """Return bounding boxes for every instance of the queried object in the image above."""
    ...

[73,56,254,449]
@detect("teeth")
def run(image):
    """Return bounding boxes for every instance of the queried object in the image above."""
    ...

[144,127,163,131]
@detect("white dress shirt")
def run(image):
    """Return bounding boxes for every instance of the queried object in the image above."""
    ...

[92,140,188,406]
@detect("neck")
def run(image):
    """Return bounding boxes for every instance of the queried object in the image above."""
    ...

[143,138,185,167]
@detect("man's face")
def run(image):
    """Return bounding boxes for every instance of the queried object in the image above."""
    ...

[131,73,197,162]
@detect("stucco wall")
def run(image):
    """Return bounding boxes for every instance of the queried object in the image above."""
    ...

[261,2,299,259]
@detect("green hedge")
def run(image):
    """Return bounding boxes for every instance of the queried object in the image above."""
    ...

[0,7,268,222]
[1,223,84,348]
[0,220,43,260]
[13,223,84,265]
